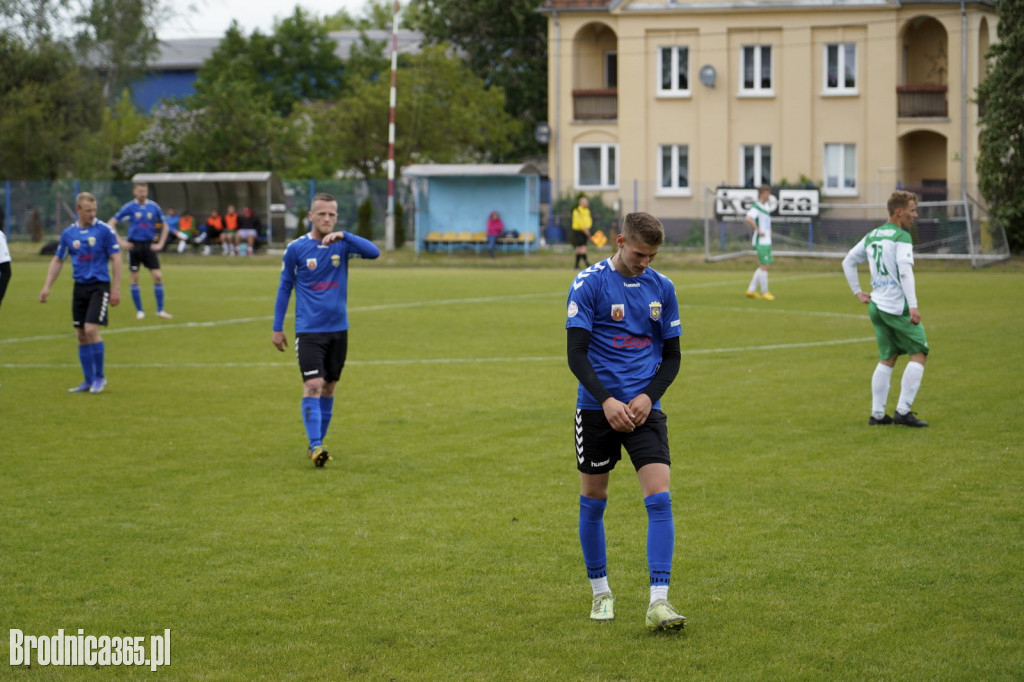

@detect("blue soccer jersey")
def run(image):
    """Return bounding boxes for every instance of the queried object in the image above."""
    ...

[113,199,164,242]
[56,220,122,283]
[566,258,682,410]
[273,232,381,334]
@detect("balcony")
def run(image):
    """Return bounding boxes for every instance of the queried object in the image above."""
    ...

[897,84,948,118]
[573,89,617,121]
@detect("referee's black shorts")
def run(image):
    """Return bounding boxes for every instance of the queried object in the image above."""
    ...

[72,281,111,328]
[574,408,670,474]
[295,330,348,383]
[129,240,161,271]
[572,230,588,248]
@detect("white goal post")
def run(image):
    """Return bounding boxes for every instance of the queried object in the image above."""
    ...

[703,187,1011,268]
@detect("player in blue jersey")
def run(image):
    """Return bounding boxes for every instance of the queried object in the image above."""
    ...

[272,193,381,466]
[39,192,122,394]
[842,190,929,427]
[108,182,172,320]
[565,211,687,631]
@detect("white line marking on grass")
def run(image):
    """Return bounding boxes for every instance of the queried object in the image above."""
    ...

[0,336,876,371]
[681,304,864,320]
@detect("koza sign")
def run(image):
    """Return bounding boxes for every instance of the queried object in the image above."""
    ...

[714,187,820,219]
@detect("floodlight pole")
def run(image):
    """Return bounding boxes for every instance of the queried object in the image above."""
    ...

[384,0,400,252]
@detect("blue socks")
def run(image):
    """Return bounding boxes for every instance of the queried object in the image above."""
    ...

[130,284,143,312]
[78,345,95,383]
[319,396,334,440]
[579,495,608,579]
[645,492,674,586]
[91,341,105,379]
[301,397,321,448]
[154,283,165,312]
[78,342,106,382]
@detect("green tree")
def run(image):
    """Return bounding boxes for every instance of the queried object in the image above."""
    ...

[977,0,1024,253]
[73,0,163,104]
[405,0,547,160]
[194,8,344,117]
[324,0,395,30]
[296,44,519,179]
[0,34,104,180]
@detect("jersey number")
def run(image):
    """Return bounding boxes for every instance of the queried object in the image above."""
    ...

[870,243,889,276]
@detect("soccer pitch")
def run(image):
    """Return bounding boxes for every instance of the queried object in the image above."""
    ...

[2,252,1023,679]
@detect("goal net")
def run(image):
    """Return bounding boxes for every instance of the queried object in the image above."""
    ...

[704,190,1011,267]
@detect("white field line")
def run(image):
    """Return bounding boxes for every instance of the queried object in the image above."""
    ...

[1,336,875,370]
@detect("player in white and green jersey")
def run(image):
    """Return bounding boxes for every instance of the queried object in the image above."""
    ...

[744,184,774,300]
[842,190,929,427]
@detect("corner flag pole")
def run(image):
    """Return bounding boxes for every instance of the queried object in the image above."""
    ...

[384,0,400,252]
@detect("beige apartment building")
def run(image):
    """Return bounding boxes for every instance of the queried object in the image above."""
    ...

[539,0,1000,230]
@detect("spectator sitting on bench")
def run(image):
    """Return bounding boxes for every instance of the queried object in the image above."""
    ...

[174,210,198,253]
[202,209,223,256]
[235,207,262,256]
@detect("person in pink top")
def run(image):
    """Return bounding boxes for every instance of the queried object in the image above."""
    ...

[486,211,504,258]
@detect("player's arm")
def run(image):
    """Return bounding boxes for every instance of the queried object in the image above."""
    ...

[272,253,296,351]
[106,214,133,251]
[898,263,921,324]
[630,336,681,426]
[153,220,168,251]
[842,239,869,303]
[39,256,64,302]
[567,327,635,433]
[108,248,122,306]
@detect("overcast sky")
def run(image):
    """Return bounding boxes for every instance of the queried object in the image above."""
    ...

[159,0,377,40]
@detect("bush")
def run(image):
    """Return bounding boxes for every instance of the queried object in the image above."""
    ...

[356,197,373,241]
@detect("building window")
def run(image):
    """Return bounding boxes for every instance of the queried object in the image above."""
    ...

[658,144,690,194]
[741,145,771,187]
[824,143,857,195]
[741,45,772,94]
[605,51,618,88]
[825,43,857,93]
[658,46,689,96]
[576,143,618,189]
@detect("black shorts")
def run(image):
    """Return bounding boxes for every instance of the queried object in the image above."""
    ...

[572,230,588,247]
[575,408,670,474]
[129,241,161,271]
[295,330,348,383]
[72,281,111,328]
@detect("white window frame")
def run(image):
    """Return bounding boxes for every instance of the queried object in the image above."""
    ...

[823,143,857,196]
[575,143,619,190]
[740,144,772,188]
[657,46,690,97]
[657,144,691,196]
[740,45,773,96]
[824,43,858,95]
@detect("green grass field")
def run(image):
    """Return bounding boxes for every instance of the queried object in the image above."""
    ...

[2,246,1023,680]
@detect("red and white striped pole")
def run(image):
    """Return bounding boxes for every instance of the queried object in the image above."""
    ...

[384,0,400,251]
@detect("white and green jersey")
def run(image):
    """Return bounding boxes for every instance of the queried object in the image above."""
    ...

[746,202,772,246]
[842,222,917,315]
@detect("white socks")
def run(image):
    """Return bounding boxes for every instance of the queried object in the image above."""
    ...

[871,363,894,416]
[748,269,768,293]
[590,576,610,597]
[650,585,668,605]
[897,361,925,414]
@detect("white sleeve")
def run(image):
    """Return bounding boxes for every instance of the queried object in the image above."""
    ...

[842,239,867,294]
[899,265,918,308]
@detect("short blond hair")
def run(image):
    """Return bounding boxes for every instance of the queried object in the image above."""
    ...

[887,190,919,216]
[620,212,664,246]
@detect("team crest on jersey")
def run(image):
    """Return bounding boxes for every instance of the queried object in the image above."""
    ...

[567,301,579,318]
[331,254,341,267]
[135,211,143,219]
[611,303,625,321]
[72,240,81,249]
[649,301,662,320]
[306,258,318,270]
[88,236,96,247]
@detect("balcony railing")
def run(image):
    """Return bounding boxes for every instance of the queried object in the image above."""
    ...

[573,89,617,121]
[897,84,948,118]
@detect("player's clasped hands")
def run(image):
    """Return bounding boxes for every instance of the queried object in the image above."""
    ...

[602,395,653,433]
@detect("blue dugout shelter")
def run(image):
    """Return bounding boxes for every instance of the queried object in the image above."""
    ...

[405,164,541,254]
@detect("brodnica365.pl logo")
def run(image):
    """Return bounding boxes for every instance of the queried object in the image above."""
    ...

[10,628,171,671]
